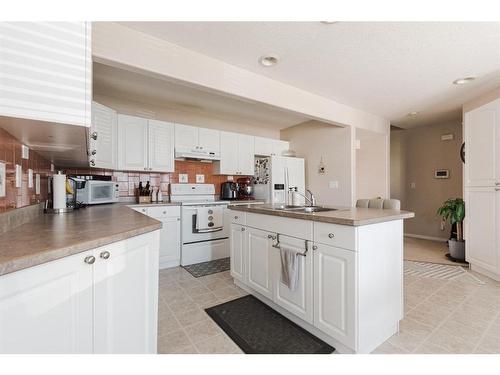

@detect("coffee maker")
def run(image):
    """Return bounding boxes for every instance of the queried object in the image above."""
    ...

[236,177,254,200]
[220,181,238,200]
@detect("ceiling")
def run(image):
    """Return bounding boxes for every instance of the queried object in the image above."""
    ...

[120,22,500,128]
[93,63,309,130]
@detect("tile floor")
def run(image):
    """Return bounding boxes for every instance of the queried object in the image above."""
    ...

[157,266,500,354]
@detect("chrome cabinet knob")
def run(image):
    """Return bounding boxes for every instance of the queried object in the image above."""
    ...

[84,255,95,264]
[268,234,273,239]
[90,159,95,166]
[163,211,167,214]
[241,227,245,232]
[234,216,238,219]
[312,245,318,251]
[91,149,97,155]
[90,131,98,140]
[100,251,110,260]
[328,233,335,239]
[142,209,146,212]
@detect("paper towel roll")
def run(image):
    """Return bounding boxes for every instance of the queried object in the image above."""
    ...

[53,173,67,210]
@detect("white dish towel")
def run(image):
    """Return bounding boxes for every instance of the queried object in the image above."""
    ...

[196,206,223,231]
[280,244,301,291]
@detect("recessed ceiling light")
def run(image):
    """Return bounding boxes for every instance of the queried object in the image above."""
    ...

[407,111,419,117]
[453,77,476,85]
[259,54,279,67]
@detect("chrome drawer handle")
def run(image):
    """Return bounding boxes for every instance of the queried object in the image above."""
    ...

[328,233,335,239]
[234,216,239,219]
[90,132,98,140]
[241,227,245,232]
[100,251,110,260]
[312,245,318,251]
[84,255,95,264]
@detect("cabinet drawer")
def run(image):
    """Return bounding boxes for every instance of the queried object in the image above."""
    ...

[147,206,180,218]
[314,222,356,251]
[229,211,246,225]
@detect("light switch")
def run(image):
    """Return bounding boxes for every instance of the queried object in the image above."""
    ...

[28,169,33,188]
[35,174,40,195]
[196,174,205,183]
[179,174,188,183]
[15,164,22,188]
[329,181,339,189]
[22,145,29,159]
[227,176,234,181]
[410,182,416,189]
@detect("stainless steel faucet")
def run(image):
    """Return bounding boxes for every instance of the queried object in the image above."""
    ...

[294,189,316,207]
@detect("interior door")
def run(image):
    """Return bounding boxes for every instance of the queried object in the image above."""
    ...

[271,234,313,323]
[246,227,273,299]
[90,102,117,169]
[0,250,94,353]
[93,233,159,354]
[230,224,246,282]
[117,114,148,171]
[174,124,198,152]
[238,134,255,175]
[198,128,220,154]
[148,119,174,172]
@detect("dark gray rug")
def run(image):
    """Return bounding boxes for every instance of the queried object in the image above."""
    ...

[182,257,230,278]
[205,295,335,354]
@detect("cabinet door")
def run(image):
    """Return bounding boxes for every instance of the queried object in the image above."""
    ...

[313,243,355,348]
[117,114,148,171]
[0,250,94,353]
[90,102,117,169]
[271,235,313,323]
[272,140,290,156]
[0,22,91,126]
[464,103,500,186]
[93,232,159,354]
[198,127,220,154]
[238,134,255,175]
[230,224,246,282]
[174,124,198,152]
[246,227,273,299]
[465,187,499,272]
[148,119,174,172]
[218,131,239,175]
[159,217,181,269]
[254,136,274,156]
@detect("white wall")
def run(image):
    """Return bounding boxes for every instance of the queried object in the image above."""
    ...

[94,94,281,139]
[281,121,354,207]
[92,22,391,135]
[355,128,390,200]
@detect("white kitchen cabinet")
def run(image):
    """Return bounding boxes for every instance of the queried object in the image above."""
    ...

[174,123,220,156]
[216,131,255,175]
[254,136,274,156]
[230,223,246,282]
[148,119,175,173]
[117,114,175,172]
[0,22,91,126]
[246,227,273,299]
[313,242,355,348]
[272,140,290,156]
[271,235,313,324]
[93,233,159,354]
[0,249,94,354]
[464,99,500,187]
[89,102,117,169]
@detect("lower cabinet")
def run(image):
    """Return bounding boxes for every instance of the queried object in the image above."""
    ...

[246,227,274,300]
[230,224,246,282]
[313,243,355,348]
[0,231,159,354]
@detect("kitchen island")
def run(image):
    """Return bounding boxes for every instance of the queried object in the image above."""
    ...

[228,204,414,354]
[0,204,161,354]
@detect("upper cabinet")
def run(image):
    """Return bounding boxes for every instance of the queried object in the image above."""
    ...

[464,98,500,187]
[89,102,117,169]
[216,131,255,176]
[117,114,174,173]
[0,22,91,126]
[174,124,220,158]
[254,136,290,157]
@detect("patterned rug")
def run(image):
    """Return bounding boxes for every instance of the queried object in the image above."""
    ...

[183,257,230,278]
[404,260,484,284]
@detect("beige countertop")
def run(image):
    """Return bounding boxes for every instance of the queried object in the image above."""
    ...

[229,204,415,226]
[0,204,161,276]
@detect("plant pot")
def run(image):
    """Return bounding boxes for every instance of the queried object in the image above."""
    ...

[449,239,465,261]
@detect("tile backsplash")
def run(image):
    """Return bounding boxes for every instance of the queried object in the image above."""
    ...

[65,160,241,199]
[0,128,52,213]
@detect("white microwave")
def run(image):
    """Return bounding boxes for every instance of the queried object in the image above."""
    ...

[77,180,120,205]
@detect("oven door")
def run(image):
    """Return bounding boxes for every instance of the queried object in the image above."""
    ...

[181,205,229,244]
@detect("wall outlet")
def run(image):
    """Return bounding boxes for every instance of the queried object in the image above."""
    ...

[227,176,234,181]
[15,164,22,188]
[21,145,29,159]
[35,174,40,195]
[28,169,33,188]
[410,182,416,189]
[179,174,188,183]
[196,174,205,183]
[329,181,339,189]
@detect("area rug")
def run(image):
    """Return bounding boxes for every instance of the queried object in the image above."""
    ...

[205,295,335,354]
[182,257,230,278]
[404,260,484,284]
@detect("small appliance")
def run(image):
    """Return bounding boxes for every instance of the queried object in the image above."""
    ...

[76,180,119,205]
[236,177,254,200]
[220,181,239,200]
[45,173,86,214]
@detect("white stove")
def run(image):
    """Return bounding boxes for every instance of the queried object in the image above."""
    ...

[170,184,230,266]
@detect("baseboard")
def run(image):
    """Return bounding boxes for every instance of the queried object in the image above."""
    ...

[404,233,448,242]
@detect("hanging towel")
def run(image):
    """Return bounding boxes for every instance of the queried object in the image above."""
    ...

[196,206,223,232]
[280,244,301,291]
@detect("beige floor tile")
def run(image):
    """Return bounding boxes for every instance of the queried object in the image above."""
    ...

[206,279,232,291]
[475,332,500,354]
[174,307,209,327]
[387,331,424,352]
[158,316,182,337]
[168,299,198,313]
[184,319,223,343]
[213,286,242,300]
[169,345,198,354]
[194,334,242,354]
[185,284,212,297]
[157,330,192,354]
[399,318,434,340]
[372,341,410,354]
[424,329,476,354]
[197,273,224,284]
[190,292,218,307]
[413,342,451,354]
[178,278,203,290]
[406,307,447,328]
[438,319,486,344]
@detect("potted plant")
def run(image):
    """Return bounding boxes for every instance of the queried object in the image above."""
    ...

[437,198,465,261]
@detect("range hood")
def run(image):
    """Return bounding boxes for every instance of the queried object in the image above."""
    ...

[174,147,220,161]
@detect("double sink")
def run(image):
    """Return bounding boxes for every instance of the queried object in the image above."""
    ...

[274,205,337,213]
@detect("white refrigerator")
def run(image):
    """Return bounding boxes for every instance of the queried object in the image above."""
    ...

[254,156,305,205]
